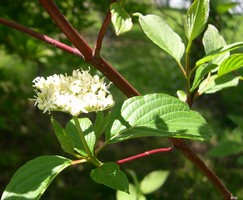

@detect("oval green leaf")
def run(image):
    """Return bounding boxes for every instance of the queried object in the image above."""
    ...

[140,170,169,194]
[51,117,77,157]
[1,156,72,200]
[116,184,146,200]
[218,54,243,77]
[134,13,185,63]
[184,0,210,42]
[90,162,129,193]
[196,42,243,66]
[202,24,229,65]
[65,118,96,157]
[110,2,133,35]
[106,93,211,142]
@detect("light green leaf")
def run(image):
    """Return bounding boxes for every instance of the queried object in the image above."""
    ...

[196,42,243,66]
[140,170,169,194]
[184,0,210,42]
[65,118,96,157]
[134,13,185,63]
[1,156,71,200]
[110,2,133,35]
[94,111,111,140]
[176,90,187,102]
[202,24,229,65]
[218,54,243,77]
[106,93,211,142]
[90,162,129,193]
[211,0,238,14]
[190,63,217,92]
[198,74,239,94]
[51,117,77,157]
[116,184,146,200]
[208,141,243,157]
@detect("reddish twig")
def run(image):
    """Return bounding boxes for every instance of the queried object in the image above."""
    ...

[93,0,116,58]
[0,18,84,59]
[39,0,139,98]
[170,138,233,200]
[117,147,173,165]
[93,11,111,58]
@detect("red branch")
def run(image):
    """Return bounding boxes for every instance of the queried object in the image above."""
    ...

[0,18,83,58]
[39,0,139,98]
[94,11,111,58]
[117,147,173,165]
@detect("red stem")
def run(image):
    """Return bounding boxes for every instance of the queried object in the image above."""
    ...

[117,147,173,165]
[93,11,111,58]
[0,18,83,58]
[39,0,139,98]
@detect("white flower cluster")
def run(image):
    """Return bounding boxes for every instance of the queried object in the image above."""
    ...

[32,69,114,116]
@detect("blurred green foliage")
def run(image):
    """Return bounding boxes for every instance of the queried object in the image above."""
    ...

[0,0,243,199]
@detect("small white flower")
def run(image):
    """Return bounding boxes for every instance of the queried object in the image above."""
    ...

[32,68,114,116]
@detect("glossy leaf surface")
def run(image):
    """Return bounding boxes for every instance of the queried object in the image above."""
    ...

[90,162,129,193]
[135,13,185,63]
[1,156,71,200]
[106,93,211,142]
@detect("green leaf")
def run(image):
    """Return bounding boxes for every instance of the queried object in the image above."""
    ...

[184,0,210,42]
[65,118,96,157]
[218,54,243,77]
[134,13,185,63]
[51,117,77,157]
[198,74,239,94]
[196,42,243,66]
[140,170,169,194]
[202,24,229,65]
[94,111,111,140]
[1,156,71,200]
[90,162,129,193]
[211,0,238,14]
[190,63,217,92]
[208,141,243,157]
[116,184,146,200]
[110,2,133,35]
[106,93,211,142]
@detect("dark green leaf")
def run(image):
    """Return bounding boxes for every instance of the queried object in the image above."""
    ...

[90,162,129,193]
[51,117,77,157]
[110,2,133,35]
[1,156,71,200]
[94,111,111,140]
[134,13,185,63]
[106,93,211,142]
[208,141,243,157]
[65,118,95,157]
[184,0,210,42]
[218,54,243,77]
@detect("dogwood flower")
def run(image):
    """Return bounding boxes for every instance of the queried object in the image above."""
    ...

[32,68,114,116]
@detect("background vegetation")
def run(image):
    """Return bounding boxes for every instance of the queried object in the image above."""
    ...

[1,0,243,199]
